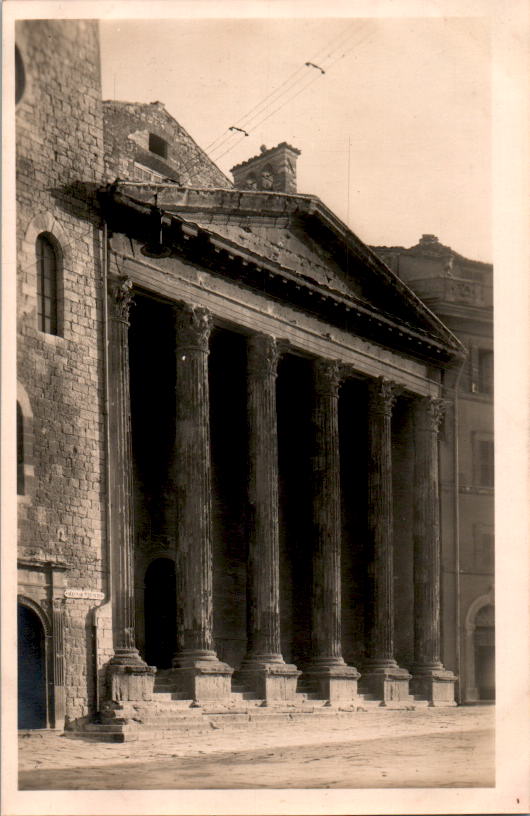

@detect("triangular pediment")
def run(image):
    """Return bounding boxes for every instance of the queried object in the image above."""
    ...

[185,220,362,298]
[102,183,464,363]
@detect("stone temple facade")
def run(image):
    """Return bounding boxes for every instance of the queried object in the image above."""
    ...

[16,20,473,734]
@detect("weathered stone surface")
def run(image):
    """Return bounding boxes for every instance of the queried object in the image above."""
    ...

[411,396,456,705]
[171,667,233,702]
[363,378,410,702]
[308,359,345,667]
[244,333,283,663]
[103,100,231,188]
[108,665,156,703]
[237,662,301,702]
[16,20,108,723]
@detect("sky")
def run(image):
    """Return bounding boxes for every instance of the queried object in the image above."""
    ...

[99,16,491,262]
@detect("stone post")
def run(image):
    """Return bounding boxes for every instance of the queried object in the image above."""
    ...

[411,395,456,705]
[304,359,359,702]
[171,302,233,701]
[106,275,155,703]
[238,334,300,701]
[362,378,411,703]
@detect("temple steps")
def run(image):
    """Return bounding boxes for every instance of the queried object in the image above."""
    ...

[76,703,388,742]
[72,673,432,741]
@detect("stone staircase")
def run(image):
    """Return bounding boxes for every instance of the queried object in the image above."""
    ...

[356,680,430,710]
[74,671,430,742]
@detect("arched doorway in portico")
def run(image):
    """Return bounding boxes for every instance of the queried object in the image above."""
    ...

[464,593,495,702]
[144,557,176,669]
[473,603,495,700]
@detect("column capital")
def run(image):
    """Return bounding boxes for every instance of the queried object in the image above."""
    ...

[313,358,342,397]
[416,395,446,433]
[247,333,280,378]
[174,302,212,352]
[368,377,398,416]
[108,275,134,325]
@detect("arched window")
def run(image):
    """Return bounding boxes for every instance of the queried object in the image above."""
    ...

[15,45,26,105]
[17,402,24,495]
[36,233,60,335]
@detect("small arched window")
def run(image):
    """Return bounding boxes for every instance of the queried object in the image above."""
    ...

[17,402,24,495]
[15,45,26,105]
[36,233,59,335]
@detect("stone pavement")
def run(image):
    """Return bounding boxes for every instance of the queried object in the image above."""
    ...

[18,704,494,790]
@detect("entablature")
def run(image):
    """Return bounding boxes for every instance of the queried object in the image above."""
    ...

[109,234,442,398]
[100,184,464,371]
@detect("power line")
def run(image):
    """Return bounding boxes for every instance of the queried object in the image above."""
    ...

[204,21,370,157]
[182,23,376,183]
[209,26,375,165]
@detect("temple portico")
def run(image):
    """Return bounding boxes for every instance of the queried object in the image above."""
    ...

[105,253,456,707]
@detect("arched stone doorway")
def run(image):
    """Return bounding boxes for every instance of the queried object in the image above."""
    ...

[474,604,495,700]
[464,593,495,702]
[18,603,47,728]
[144,558,176,668]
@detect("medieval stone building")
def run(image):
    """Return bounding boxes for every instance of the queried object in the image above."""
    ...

[16,19,481,735]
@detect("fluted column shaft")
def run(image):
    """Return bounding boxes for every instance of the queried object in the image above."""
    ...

[107,275,142,663]
[413,396,444,670]
[173,303,217,662]
[310,359,344,665]
[245,334,283,661]
[366,378,398,666]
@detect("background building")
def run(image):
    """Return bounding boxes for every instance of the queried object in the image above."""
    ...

[373,235,494,702]
[16,19,489,735]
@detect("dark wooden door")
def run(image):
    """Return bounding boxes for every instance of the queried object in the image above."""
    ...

[18,604,47,729]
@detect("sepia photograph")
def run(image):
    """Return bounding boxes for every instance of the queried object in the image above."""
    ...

[1,1,528,814]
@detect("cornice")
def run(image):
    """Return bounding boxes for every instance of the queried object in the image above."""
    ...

[99,184,465,366]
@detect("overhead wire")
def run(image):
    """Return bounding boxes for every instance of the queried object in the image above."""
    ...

[179,22,376,184]
[206,25,376,168]
[203,21,366,157]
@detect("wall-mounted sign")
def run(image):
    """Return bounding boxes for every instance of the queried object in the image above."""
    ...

[64,589,105,600]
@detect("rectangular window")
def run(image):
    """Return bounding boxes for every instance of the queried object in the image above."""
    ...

[148,133,168,159]
[478,349,493,394]
[478,439,494,487]
[474,525,494,570]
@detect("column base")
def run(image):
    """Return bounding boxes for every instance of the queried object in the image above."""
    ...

[171,652,234,702]
[237,659,301,702]
[303,661,360,702]
[107,651,156,703]
[410,665,457,706]
[361,663,412,704]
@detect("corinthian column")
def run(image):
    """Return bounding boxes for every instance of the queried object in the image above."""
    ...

[238,334,299,701]
[410,395,456,705]
[106,275,155,704]
[362,377,411,703]
[304,359,359,702]
[171,302,232,701]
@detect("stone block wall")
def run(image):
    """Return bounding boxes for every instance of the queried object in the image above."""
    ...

[16,20,111,724]
[103,100,233,188]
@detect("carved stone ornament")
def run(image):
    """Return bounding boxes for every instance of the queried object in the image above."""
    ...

[426,396,446,433]
[174,303,212,351]
[313,358,342,397]
[247,334,280,378]
[109,275,134,324]
[368,377,397,416]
